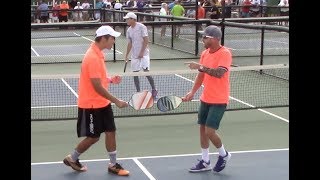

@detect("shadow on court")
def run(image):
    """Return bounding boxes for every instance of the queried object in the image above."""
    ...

[32,150,288,180]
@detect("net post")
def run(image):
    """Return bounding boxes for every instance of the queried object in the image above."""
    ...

[260,27,265,74]
[113,25,116,63]
[221,0,226,46]
[171,17,174,49]
[152,16,155,44]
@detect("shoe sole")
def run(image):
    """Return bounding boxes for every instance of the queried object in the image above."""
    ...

[189,166,212,173]
[108,169,129,176]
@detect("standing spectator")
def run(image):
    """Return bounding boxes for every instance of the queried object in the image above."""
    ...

[278,0,289,26]
[197,2,206,19]
[241,0,251,18]
[207,0,220,19]
[250,0,261,17]
[59,1,70,22]
[37,0,49,23]
[171,0,185,38]
[197,2,206,31]
[69,0,78,20]
[222,0,232,18]
[73,2,84,21]
[82,0,91,21]
[114,0,123,21]
[159,2,169,39]
[51,2,60,23]
[95,0,104,20]
[123,12,158,99]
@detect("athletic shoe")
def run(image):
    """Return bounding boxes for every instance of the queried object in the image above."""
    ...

[108,163,130,176]
[63,154,87,172]
[189,159,212,172]
[213,151,231,172]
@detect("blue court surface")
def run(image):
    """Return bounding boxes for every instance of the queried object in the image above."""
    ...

[32,149,288,180]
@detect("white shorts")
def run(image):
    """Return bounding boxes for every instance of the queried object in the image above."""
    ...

[131,55,150,72]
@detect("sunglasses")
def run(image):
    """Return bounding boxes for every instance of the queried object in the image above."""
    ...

[202,35,215,39]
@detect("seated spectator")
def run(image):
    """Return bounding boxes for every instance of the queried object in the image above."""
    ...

[37,0,49,23]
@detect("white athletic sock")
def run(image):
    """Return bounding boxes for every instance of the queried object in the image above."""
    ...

[218,144,227,157]
[108,151,117,166]
[201,148,210,163]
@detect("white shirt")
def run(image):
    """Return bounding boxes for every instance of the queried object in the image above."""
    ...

[126,22,149,58]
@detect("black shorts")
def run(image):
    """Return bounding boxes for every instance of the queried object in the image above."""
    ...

[77,104,116,138]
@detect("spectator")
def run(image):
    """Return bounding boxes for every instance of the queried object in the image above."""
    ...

[197,2,206,19]
[171,0,185,38]
[82,0,91,21]
[69,0,78,20]
[73,2,84,21]
[241,0,251,18]
[51,2,60,23]
[59,1,70,22]
[114,0,123,21]
[159,2,169,39]
[207,0,220,19]
[37,0,49,23]
[250,0,261,17]
[278,0,289,26]
[95,0,104,20]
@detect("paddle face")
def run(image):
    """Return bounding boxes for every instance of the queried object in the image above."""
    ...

[128,90,154,110]
[157,96,182,112]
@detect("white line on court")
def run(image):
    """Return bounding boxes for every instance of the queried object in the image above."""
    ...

[265,39,289,45]
[61,78,78,98]
[31,46,40,56]
[31,148,288,165]
[31,105,77,109]
[174,74,289,123]
[73,32,123,54]
[133,158,157,180]
[31,99,200,109]
[31,52,117,58]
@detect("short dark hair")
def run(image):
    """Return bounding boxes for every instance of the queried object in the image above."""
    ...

[94,34,113,42]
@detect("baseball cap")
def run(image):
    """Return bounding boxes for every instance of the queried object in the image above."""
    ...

[198,25,222,40]
[95,25,121,38]
[123,12,137,20]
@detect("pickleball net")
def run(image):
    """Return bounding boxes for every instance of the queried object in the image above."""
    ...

[31,64,289,121]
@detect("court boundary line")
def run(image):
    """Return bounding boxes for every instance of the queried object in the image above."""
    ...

[61,78,78,98]
[31,148,288,165]
[31,52,119,58]
[174,74,289,123]
[151,30,287,51]
[31,47,40,57]
[73,32,123,54]
[133,158,156,180]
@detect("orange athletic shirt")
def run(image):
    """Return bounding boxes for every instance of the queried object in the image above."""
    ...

[78,43,110,108]
[59,3,69,16]
[199,46,232,104]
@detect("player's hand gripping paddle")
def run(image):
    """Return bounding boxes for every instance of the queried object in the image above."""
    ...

[156,96,183,112]
[128,90,154,110]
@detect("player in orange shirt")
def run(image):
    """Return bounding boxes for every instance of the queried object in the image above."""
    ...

[63,26,130,176]
[183,25,232,173]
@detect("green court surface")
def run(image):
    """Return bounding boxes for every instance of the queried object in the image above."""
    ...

[31,108,288,163]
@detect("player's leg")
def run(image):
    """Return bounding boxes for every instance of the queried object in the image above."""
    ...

[205,104,231,172]
[63,107,104,172]
[131,58,141,92]
[189,102,212,172]
[103,104,130,176]
[141,55,157,98]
